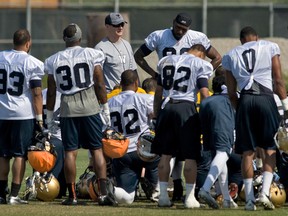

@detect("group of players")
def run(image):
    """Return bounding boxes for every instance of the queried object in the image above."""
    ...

[0,11,288,212]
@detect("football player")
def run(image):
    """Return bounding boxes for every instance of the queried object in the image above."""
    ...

[45,23,115,206]
[108,70,160,204]
[152,44,213,208]
[223,26,288,211]
[0,29,44,204]
[134,13,221,200]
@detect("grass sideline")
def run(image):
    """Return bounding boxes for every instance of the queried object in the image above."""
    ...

[3,149,288,215]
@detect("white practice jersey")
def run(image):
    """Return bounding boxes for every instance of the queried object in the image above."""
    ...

[44,46,105,95]
[0,50,44,120]
[108,90,153,153]
[145,28,211,60]
[222,40,280,91]
[42,88,61,140]
[95,38,137,91]
[157,53,213,101]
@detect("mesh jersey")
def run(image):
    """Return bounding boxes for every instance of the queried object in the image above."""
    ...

[0,50,44,120]
[42,88,61,140]
[145,28,211,60]
[222,40,280,91]
[108,90,153,153]
[95,38,137,91]
[44,46,105,95]
[157,53,213,102]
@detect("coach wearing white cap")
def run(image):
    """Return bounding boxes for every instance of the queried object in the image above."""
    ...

[95,13,138,92]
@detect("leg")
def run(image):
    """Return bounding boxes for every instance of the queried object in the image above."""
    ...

[0,157,10,203]
[184,159,200,208]
[158,154,172,206]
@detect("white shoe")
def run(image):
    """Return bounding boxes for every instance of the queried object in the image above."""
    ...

[245,200,256,211]
[8,196,28,205]
[185,198,200,208]
[258,192,275,210]
[158,197,173,207]
[151,190,160,202]
[222,199,238,208]
[198,189,219,209]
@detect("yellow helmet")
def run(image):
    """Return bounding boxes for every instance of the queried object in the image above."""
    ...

[270,182,286,208]
[35,174,60,201]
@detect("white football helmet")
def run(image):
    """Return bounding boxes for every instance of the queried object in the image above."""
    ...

[137,130,158,162]
[274,125,288,154]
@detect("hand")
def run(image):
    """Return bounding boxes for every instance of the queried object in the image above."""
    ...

[35,120,44,134]
[100,103,111,127]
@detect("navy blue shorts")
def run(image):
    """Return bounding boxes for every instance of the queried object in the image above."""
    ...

[152,101,201,160]
[112,151,159,193]
[199,95,235,156]
[60,114,103,151]
[235,94,280,154]
[0,119,34,157]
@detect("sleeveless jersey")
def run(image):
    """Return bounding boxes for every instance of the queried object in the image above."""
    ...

[0,50,44,120]
[145,28,211,60]
[108,90,153,153]
[157,53,213,102]
[222,40,280,91]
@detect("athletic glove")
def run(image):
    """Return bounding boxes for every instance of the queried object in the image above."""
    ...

[100,103,111,127]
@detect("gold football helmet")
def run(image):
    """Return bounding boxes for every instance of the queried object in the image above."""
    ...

[270,182,286,208]
[35,173,60,201]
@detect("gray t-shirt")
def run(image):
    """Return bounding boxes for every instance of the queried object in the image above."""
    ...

[95,37,137,91]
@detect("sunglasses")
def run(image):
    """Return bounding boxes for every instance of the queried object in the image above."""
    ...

[111,23,125,28]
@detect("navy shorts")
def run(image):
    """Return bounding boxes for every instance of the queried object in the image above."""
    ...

[112,151,159,193]
[60,114,103,151]
[235,94,280,154]
[152,101,201,160]
[0,119,34,157]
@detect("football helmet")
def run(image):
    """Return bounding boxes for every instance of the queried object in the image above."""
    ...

[27,132,57,173]
[274,124,288,154]
[87,174,99,201]
[23,172,60,202]
[102,127,129,158]
[270,182,286,208]
[137,130,158,162]
[76,167,95,199]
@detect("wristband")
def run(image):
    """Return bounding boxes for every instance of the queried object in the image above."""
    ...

[102,103,109,111]
[281,98,288,111]
[35,114,43,122]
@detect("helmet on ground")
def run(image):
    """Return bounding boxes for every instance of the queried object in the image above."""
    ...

[76,167,95,199]
[270,182,286,208]
[102,127,129,158]
[87,174,99,201]
[35,173,60,201]
[137,130,158,162]
[28,132,57,173]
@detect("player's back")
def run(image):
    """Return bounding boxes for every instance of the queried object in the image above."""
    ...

[0,50,44,120]
[45,46,104,95]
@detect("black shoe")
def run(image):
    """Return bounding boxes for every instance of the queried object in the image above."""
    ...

[172,179,183,201]
[0,197,7,204]
[61,198,77,206]
[98,194,118,206]
[140,177,154,200]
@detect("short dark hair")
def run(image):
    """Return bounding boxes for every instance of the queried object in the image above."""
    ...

[142,78,157,93]
[240,26,258,40]
[13,29,30,46]
[190,44,206,53]
[120,70,138,87]
[212,75,226,93]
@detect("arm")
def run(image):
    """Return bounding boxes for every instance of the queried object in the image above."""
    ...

[134,44,158,79]
[93,65,108,104]
[153,85,163,118]
[46,74,57,112]
[199,87,210,102]
[272,55,287,100]
[206,46,222,70]
[225,70,238,109]
[31,86,43,118]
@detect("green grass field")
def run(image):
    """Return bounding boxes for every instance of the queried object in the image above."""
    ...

[3,149,288,216]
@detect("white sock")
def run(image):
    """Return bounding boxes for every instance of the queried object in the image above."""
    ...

[202,151,229,192]
[185,183,196,201]
[159,181,169,199]
[114,187,135,204]
[218,163,230,201]
[261,171,273,196]
[243,178,255,202]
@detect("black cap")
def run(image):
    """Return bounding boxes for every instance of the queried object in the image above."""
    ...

[105,13,128,25]
[175,13,192,27]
